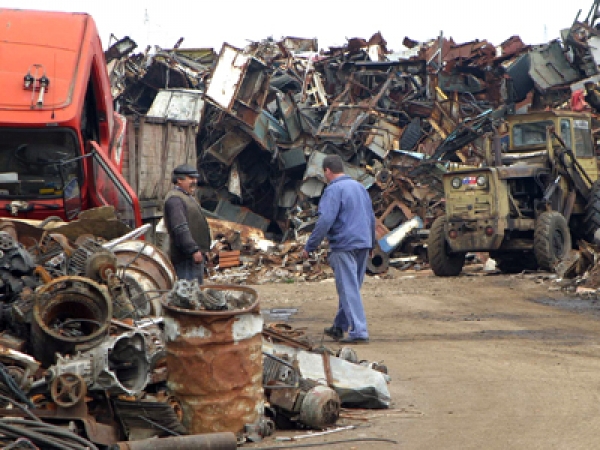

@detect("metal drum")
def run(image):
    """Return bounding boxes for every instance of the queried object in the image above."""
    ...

[162,285,263,435]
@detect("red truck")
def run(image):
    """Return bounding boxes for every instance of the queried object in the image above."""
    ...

[0,8,142,227]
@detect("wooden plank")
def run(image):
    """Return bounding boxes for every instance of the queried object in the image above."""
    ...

[126,117,138,194]
[138,122,164,200]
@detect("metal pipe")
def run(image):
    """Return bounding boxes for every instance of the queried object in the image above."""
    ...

[103,223,151,249]
[493,133,502,167]
[378,216,423,254]
[114,432,238,450]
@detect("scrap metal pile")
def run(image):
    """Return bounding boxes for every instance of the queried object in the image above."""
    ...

[0,215,195,449]
[106,4,600,281]
[0,213,391,448]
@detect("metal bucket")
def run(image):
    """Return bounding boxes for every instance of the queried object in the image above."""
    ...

[162,285,264,435]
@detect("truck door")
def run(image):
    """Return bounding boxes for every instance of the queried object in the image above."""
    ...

[87,142,142,228]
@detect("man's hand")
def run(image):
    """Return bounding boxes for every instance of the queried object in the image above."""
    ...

[193,250,204,264]
[302,249,309,259]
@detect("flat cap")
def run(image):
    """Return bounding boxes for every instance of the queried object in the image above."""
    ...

[173,164,199,178]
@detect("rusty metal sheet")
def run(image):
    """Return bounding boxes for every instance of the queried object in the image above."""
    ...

[500,35,528,57]
[105,36,137,63]
[365,117,401,159]
[278,189,298,208]
[205,43,270,128]
[269,386,301,412]
[228,162,242,197]
[205,44,247,110]
[316,106,368,142]
[280,147,307,171]
[304,150,374,189]
[277,92,302,142]
[529,41,580,92]
[250,110,278,152]
[207,217,265,243]
[281,36,318,53]
[207,129,252,166]
[438,72,486,93]
[299,178,325,198]
[214,199,270,231]
[145,89,205,126]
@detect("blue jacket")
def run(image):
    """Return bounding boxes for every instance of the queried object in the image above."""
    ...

[305,175,376,252]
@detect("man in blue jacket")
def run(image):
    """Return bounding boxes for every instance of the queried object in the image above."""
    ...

[302,154,375,344]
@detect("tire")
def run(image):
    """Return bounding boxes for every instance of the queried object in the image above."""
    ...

[400,117,423,151]
[427,217,465,277]
[533,211,571,271]
[491,252,537,274]
[584,179,600,239]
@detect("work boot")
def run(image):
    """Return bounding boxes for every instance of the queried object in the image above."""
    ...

[324,326,343,341]
[340,336,369,344]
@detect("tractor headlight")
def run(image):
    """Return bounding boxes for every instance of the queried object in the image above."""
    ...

[451,177,462,189]
[476,175,487,187]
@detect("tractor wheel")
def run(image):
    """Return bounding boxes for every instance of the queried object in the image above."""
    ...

[491,252,537,274]
[533,211,571,272]
[427,217,465,277]
[584,179,600,240]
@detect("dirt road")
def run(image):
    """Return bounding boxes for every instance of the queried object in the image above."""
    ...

[249,267,600,450]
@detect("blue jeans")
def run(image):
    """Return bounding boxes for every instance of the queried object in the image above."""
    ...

[329,249,369,339]
[173,259,204,284]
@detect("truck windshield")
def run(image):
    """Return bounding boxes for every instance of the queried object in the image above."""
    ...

[0,129,81,198]
[512,121,553,148]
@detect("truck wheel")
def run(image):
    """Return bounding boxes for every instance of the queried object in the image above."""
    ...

[584,180,600,240]
[427,217,465,276]
[533,211,571,271]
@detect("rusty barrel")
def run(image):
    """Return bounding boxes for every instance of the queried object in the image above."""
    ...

[162,285,263,435]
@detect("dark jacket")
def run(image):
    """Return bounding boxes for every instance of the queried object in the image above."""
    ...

[164,187,212,264]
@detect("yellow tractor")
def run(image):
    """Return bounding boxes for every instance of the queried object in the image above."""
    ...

[428,110,599,275]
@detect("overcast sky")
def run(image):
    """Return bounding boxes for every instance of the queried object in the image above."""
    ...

[3,1,595,52]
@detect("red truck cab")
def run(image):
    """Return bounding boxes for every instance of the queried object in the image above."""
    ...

[0,8,141,227]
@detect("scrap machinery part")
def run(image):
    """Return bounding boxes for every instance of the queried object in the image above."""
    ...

[366,245,390,274]
[31,276,113,367]
[48,331,150,396]
[0,347,40,398]
[112,397,187,439]
[68,238,117,282]
[298,385,341,430]
[50,372,87,408]
[263,352,299,387]
[336,346,358,363]
[0,230,36,302]
[112,240,176,317]
[263,353,341,430]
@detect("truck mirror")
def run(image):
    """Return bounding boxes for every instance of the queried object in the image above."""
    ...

[63,178,82,220]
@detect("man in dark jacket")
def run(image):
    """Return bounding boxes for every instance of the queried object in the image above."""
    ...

[302,154,375,344]
[164,164,212,283]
